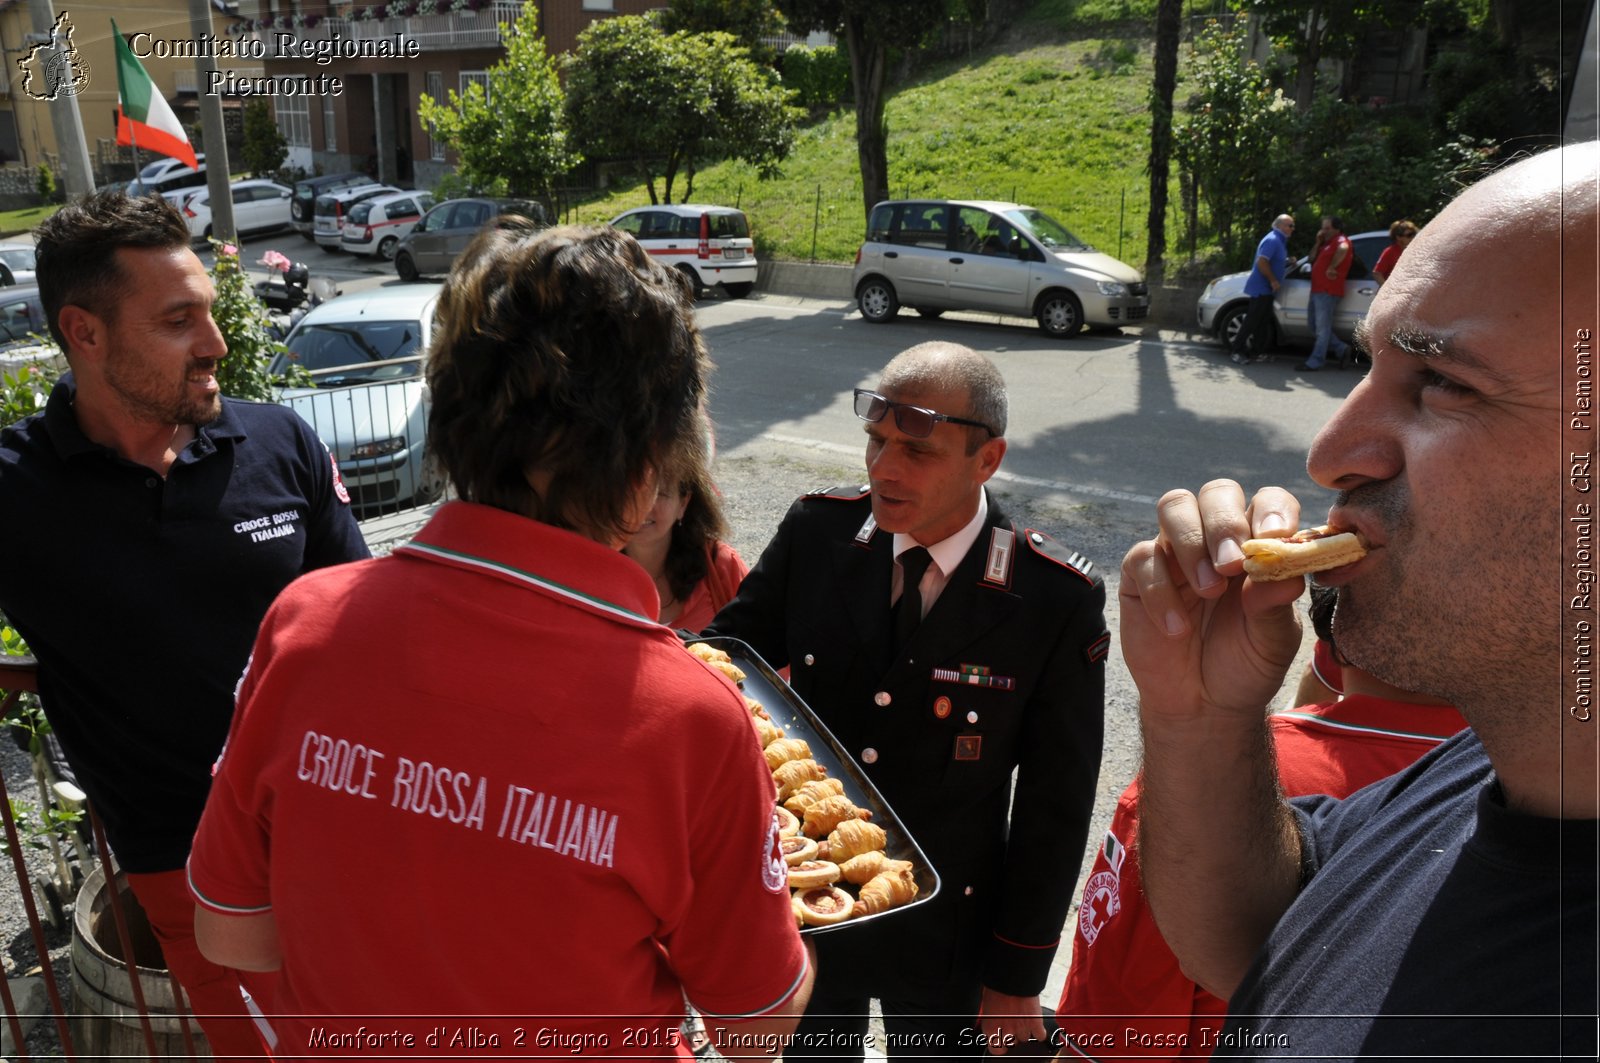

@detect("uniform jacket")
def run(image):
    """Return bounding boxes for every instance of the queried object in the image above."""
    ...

[707,485,1107,997]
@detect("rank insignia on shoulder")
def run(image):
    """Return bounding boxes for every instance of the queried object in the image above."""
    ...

[1022,527,1098,584]
[854,513,878,544]
[1085,631,1111,665]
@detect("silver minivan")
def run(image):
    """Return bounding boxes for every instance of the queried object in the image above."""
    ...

[851,199,1149,337]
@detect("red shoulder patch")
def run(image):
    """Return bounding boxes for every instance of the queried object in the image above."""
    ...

[1085,631,1111,665]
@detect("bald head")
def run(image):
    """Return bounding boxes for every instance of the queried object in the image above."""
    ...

[1272,214,1295,234]
[879,341,1008,445]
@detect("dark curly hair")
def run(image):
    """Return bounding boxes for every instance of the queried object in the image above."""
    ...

[424,222,710,543]
[33,189,192,351]
[660,458,732,604]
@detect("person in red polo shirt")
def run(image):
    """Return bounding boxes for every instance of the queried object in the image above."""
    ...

[1298,215,1353,372]
[188,224,813,1058]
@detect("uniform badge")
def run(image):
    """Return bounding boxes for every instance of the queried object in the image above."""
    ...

[953,735,982,761]
[324,442,352,506]
[983,527,1014,587]
[761,809,787,893]
[931,664,1015,691]
[854,514,878,544]
[1085,631,1111,665]
[933,696,952,719]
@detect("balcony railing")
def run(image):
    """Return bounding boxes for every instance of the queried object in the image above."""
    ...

[346,1,520,50]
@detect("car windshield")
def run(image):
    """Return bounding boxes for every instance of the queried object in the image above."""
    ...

[1004,209,1091,251]
[283,321,424,385]
[0,249,35,270]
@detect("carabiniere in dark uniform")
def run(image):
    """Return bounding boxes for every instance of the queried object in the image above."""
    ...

[707,483,1108,1002]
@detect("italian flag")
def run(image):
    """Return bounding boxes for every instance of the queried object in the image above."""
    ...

[111,20,199,171]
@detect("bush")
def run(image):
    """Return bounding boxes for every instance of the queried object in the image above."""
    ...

[783,44,851,111]
[241,99,289,177]
[207,241,306,400]
[35,162,58,205]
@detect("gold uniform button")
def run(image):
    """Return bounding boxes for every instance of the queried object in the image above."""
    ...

[861,748,879,764]
[874,691,891,707]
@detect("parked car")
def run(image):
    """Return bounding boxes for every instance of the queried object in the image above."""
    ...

[342,190,435,260]
[0,285,60,375]
[609,204,757,298]
[1196,230,1389,354]
[394,197,547,281]
[850,199,1149,337]
[136,154,204,184]
[127,161,208,202]
[291,171,371,239]
[0,243,38,286]
[314,184,399,251]
[180,180,293,241]
[271,285,446,513]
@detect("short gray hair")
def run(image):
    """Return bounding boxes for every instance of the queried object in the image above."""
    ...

[878,341,1007,451]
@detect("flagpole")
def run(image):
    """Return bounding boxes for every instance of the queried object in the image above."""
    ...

[127,118,142,189]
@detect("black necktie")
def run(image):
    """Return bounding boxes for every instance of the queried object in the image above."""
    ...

[895,547,933,653]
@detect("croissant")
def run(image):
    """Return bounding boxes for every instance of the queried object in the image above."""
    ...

[743,696,769,720]
[752,715,784,749]
[764,737,813,772]
[706,659,747,685]
[826,819,888,863]
[686,642,731,664]
[856,866,918,915]
[773,758,827,801]
[838,850,912,885]
[801,793,868,839]
[782,777,844,816]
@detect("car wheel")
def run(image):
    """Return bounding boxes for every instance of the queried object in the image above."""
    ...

[916,308,944,319]
[395,251,419,283]
[1217,302,1272,354]
[300,230,317,242]
[413,451,448,505]
[1035,290,1084,337]
[724,281,755,299]
[857,278,900,323]
[377,236,399,261]
[676,263,704,299]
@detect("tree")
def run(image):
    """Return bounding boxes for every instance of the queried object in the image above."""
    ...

[778,0,960,222]
[1249,0,1422,107]
[1144,0,1181,277]
[240,100,288,177]
[565,17,799,204]
[660,0,784,59]
[417,5,579,205]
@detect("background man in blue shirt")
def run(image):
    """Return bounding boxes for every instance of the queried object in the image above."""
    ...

[1229,213,1295,365]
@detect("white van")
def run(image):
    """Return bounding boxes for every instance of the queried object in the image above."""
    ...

[850,199,1149,337]
[609,204,757,298]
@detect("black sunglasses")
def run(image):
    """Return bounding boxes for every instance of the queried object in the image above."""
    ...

[853,389,996,439]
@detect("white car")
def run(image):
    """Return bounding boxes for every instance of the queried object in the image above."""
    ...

[0,243,37,286]
[850,199,1149,337]
[315,184,399,251]
[609,204,757,298]
[342,190,435,260]
[1196,230,1390,353]
[180,180,293,241]
[271,285,446,514]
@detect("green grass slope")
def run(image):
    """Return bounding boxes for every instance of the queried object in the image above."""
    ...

[566,18,1185,268]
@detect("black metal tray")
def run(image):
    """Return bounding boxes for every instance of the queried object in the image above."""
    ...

[689,636,941,935]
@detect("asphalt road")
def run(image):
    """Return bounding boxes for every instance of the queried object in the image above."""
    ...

[227,234,1366,1011]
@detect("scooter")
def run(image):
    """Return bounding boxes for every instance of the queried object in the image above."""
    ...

[254,260,311,312]
[265,273,341,341]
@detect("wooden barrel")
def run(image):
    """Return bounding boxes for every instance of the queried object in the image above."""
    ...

[70,865,210,1059]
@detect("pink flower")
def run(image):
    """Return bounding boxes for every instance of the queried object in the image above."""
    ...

[222,243,238,256]
[259,250,292,273]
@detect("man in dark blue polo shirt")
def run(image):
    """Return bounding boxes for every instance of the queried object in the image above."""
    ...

[0,190,368,1060]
